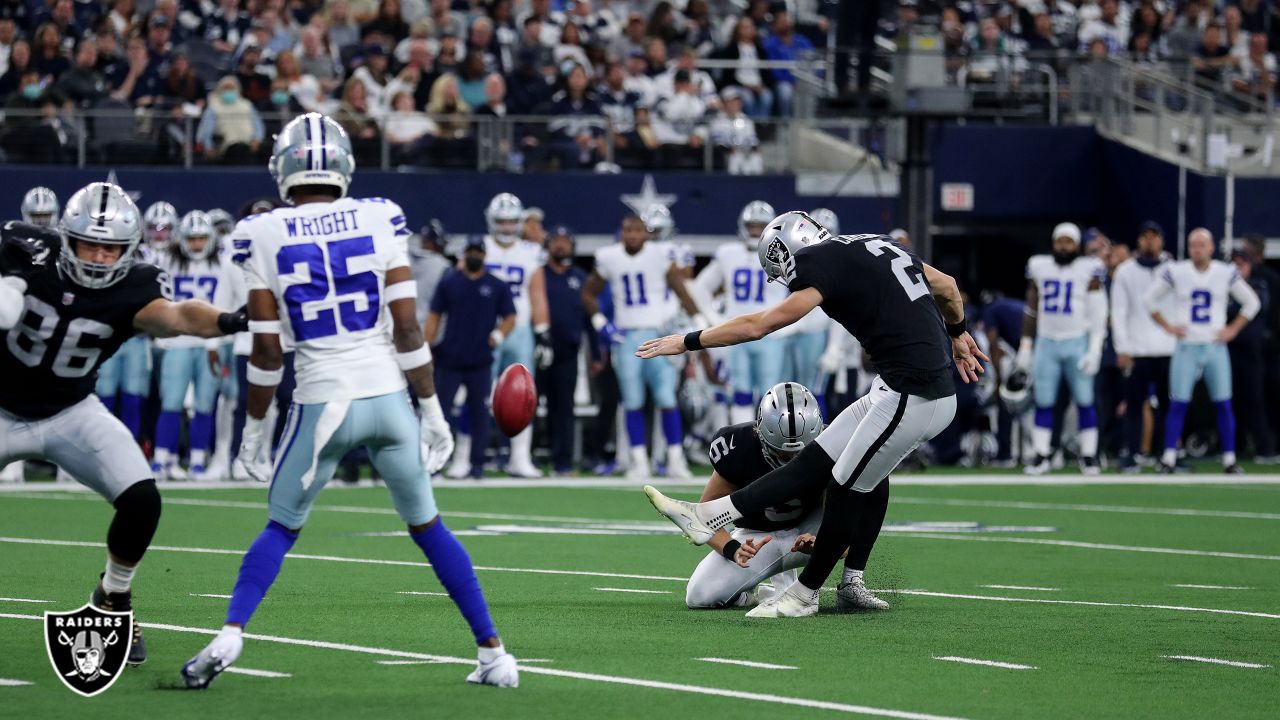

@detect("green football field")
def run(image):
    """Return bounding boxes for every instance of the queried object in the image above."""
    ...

[1,473,1277,719]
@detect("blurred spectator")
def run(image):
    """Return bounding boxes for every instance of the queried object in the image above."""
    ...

[474,71,508,116]
[1228,249,1277,460]
[109,0,139,40]
[561,0,619,48]
[1231,33,1275,104]
[547,63,605,169]
[2,67,67,163]
[1165,0,1212,59]
[52,37,108,107]
[516,15,549,67]
[763,9,814,117]
[159,51,206,109]
[352,43,409,117]
[611,12,647,60]
[683,0,715,57]
[326,0,361,54]
[712,15,774,119]
[644,35,667,77]
[653,68,707,163]
[234,43,272,109]
[521,208,546,246]
[623,49,655,104]
[425,73,471,137]
[1223,6,1249,57]
[262,75,305,128]
[554,21,591,70]
[1195,24,1237,86]
[275,49,324,113]
[48,0,84,48]
[32,23,70,80]
[540,226,590,475]
[1024,13,1063,54]
[489,0,520,72]
[1077,0,1128,55]
[468,16,499,72]
[205,0,251,54]
[365,0,410,43]
[1239,0,1267,33]
[144,14,173,74]
[1129,31,1160,63]
[967,18,1025,86]
[196,75,265,162]
[111,34,162,106]
[335,76,381,141]
[436,30,462,75]
[385,88,437,158]
[456,50,489,108]
[506,47,552,113]
[429,0,466,39]
[654,47,717,108]
[296,26,341,93]
[393,18,434,64]
[646,1,685,50]
[598,60,643,158]
[709,87,760,175]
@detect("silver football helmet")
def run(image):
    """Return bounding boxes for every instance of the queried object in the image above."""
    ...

[485,192,524,243]
[738,200,775,244]
[21,186,60,227]
[143,201,179,251]
[206,208,235,236]
[177,210,217,260]
[756,382,824,469]
[999,368,1032,414]
[809,207,840,236]
[757,211,832,288]
[58,182,143,289]
[641,204,676,241]
[269,112,356,203]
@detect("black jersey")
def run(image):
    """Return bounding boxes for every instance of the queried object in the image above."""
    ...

[790,234,954,399]
[708,422,822,532]
[0,222,169,420]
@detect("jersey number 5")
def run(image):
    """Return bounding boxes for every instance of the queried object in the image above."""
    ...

[857,238,929,301]
[277,236,380,342]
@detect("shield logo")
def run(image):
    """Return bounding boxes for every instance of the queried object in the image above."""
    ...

[44,604,132,697]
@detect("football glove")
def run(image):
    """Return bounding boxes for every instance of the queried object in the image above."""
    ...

[817,347,844,375]
[534,328,554,369]
[419,395,454,475]
[0,276,28,330]
[231,416,272,483]
[0,222,55,280]
[1076,349,1102,376]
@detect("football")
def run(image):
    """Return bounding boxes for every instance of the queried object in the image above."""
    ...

[493,363,537,438]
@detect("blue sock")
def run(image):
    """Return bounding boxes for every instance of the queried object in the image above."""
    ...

[100,393,119,414]
[733,391,753,408]
[190,412,214,458]
[155,411,183,456]
[411,521,497,645]
[456,409,471,435]
[625,409,646,449]
[1034,406,1054,429]
[226,521,298,627]
[1165,400,1189,454]
[815,394,827,418]
[1214,401,1237,453]
[660,408,683,446]
[1078,405,1098,430]
[121,394,144,439]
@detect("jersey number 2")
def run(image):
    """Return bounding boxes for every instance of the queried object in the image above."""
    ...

[277,236,380,342]
[862,239,928,301]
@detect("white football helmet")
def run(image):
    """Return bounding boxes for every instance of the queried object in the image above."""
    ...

[641,204,675,241]
[809,208,840,236]
[21,187,60,227]
[738,200,775,244]
[756,382,824,468]
[177,210,217,260]
[485,193,524,244]
[757,211,832,288]
[58,182,143,289]
[143,201,179,251]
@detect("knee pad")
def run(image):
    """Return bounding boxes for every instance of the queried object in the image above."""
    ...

[108,479,162,564]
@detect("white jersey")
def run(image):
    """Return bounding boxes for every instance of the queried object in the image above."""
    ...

[208,251,252,356]
[1110,257,1176,357]
[1025,254,1106,340]
[792,304,830,334]
[594,240,677,330]
[1146,259,1261,345]
[696,241,789,319]
[154,253,224,350]
[238,196,411,405]
[484,235,543,326]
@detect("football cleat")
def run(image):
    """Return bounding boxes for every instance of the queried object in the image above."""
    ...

[1079,456,1100,475]
[835,579,890,611]
[664,446,692,480]
[182,629,243,689]
[505,458,542,479]
[466,650,519,688]
[745,581,819,618]
[1023,455,1051,475]
[91,579,147,664]
[626,447,650,480]
[1224,463,1244,475]
[643,485,713,545]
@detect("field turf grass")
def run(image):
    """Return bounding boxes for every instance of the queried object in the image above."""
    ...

[0,474,1277,719]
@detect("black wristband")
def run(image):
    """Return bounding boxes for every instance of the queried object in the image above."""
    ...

[721,539,742,561]
[946,320,967,338]
[684,330,704,351]
[217,308,248,336]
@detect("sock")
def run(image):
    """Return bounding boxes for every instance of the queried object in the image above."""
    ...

[797,479,866,590]
[660,408,683,447]
[842,568,864,585]
[1164,400,1189,462]
[815,394,827,419]
[220,624,243,636]
[155,411,183,458]
[478,643,506,662]
[411,521,498,645]
[1162,447,1178,466]
[1213,401,1237,460]
[101,393,119,414]
[190,449,208,470]
[102,557,136,594]
[846,478,889,571]
[1077,405,1098,457]
[625,409,646,449]
[1032,407,1053,457]
[121,393,144,439]
[190,411,215,461]
[729,401,754,425]
[226,521,298,627]
[456,409,471,435]
[696,495,740,530]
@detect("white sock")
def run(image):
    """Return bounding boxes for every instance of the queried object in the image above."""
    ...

[478,643,505,663]
[1031,427,1052,458]
[842,568,864,585]
[1078,428,1098,458]
[190,449,208,468]
[102,558,136,594]
[729,403,754,425]
[153,448,172,466]
[696,495,741,530]
[1223,451,1237,467]
[1162,448,1177,466]
[220,624,243,636]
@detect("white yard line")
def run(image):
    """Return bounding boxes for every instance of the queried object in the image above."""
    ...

[396,591,449,597]
[893,533,1280,561]
[978,585,1059,592]
[877,589,1280,620]
[189,593,232,599]
[697,658,798,670]
[1170,584,1254,590]
[932,657,1037,670]
[595,588,672,595]
[893,497,1280,521]
[0,679,33,686]
[0,597,51,603]
[0,612,969,720]
[1163,655,1271,669]
[223,667,292,678]
[379,658,553,666]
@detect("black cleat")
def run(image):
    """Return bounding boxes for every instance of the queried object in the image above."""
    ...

[1224,463,1245,475]
[1157,462,1177,475]
[91,577,147,665]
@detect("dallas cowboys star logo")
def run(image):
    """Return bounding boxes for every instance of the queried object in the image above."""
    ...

[620,174,676,217]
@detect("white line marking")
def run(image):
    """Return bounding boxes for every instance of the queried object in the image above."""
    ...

[594,587,672,595]
[932,657,1037,670]
[1171,584,1254,590]
[189,593,232,599]
[878,590,1280,620]
[893,496,1280,521]
[893,532,1280,561]
[222,667,292,678]
[1163,656,1271,669]
[697,658,798,670]
[0,679,33,686]
[0,613,969,720]
[0,597,51,603]
[378,658,554,666]
[978,585,1059,592]
[396,591,449,597]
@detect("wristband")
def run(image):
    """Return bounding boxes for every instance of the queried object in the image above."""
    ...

[395,344,433,370]
[591,313,608,331]
[683,330,703,351]
[721,539,742,561]
[246,363,283,385]
[946,320,966,338]
[384,280,417,303]
[248,320,281,334]
[490,329,506,346]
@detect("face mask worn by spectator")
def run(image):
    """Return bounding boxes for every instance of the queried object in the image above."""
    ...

[23,83,41,100]
[271,90,289,106]
[464,255,485,272]
[222,89,239,104]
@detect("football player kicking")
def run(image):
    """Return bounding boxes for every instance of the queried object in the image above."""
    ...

[0,182,249,662]
[640,212,986,618]
[685,382,890,611]
[182,113,517,690]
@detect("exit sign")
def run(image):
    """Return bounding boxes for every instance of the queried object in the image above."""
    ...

[941,183,974,212]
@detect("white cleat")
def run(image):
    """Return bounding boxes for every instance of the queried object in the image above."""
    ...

[446,436,472,478]
[642,485,713,545]
[182,629,244,689]
[665,446,692,480]
[0,462,25,483]
[835,579,890,611]
[195,460,229,482]
[466,651,519,688]
[505,459,542,478]
[1023,456,1051,476]
[626,446,651,480]
[745,581,819,618]
[167,464,188,481]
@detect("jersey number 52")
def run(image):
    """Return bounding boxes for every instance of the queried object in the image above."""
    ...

[277,236,380,342]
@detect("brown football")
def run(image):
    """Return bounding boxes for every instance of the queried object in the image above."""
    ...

[493,363,537,438]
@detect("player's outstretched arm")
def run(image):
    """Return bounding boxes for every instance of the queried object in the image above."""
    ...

[666,263,708,327]
[133,298,247,339]
[386,265,453,474]
[635,289,821,358]
[230,289,285,483]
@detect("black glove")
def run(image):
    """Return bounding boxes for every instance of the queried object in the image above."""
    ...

[216,304,249,335]
[534,330,554,370]
[0,222,56,280]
